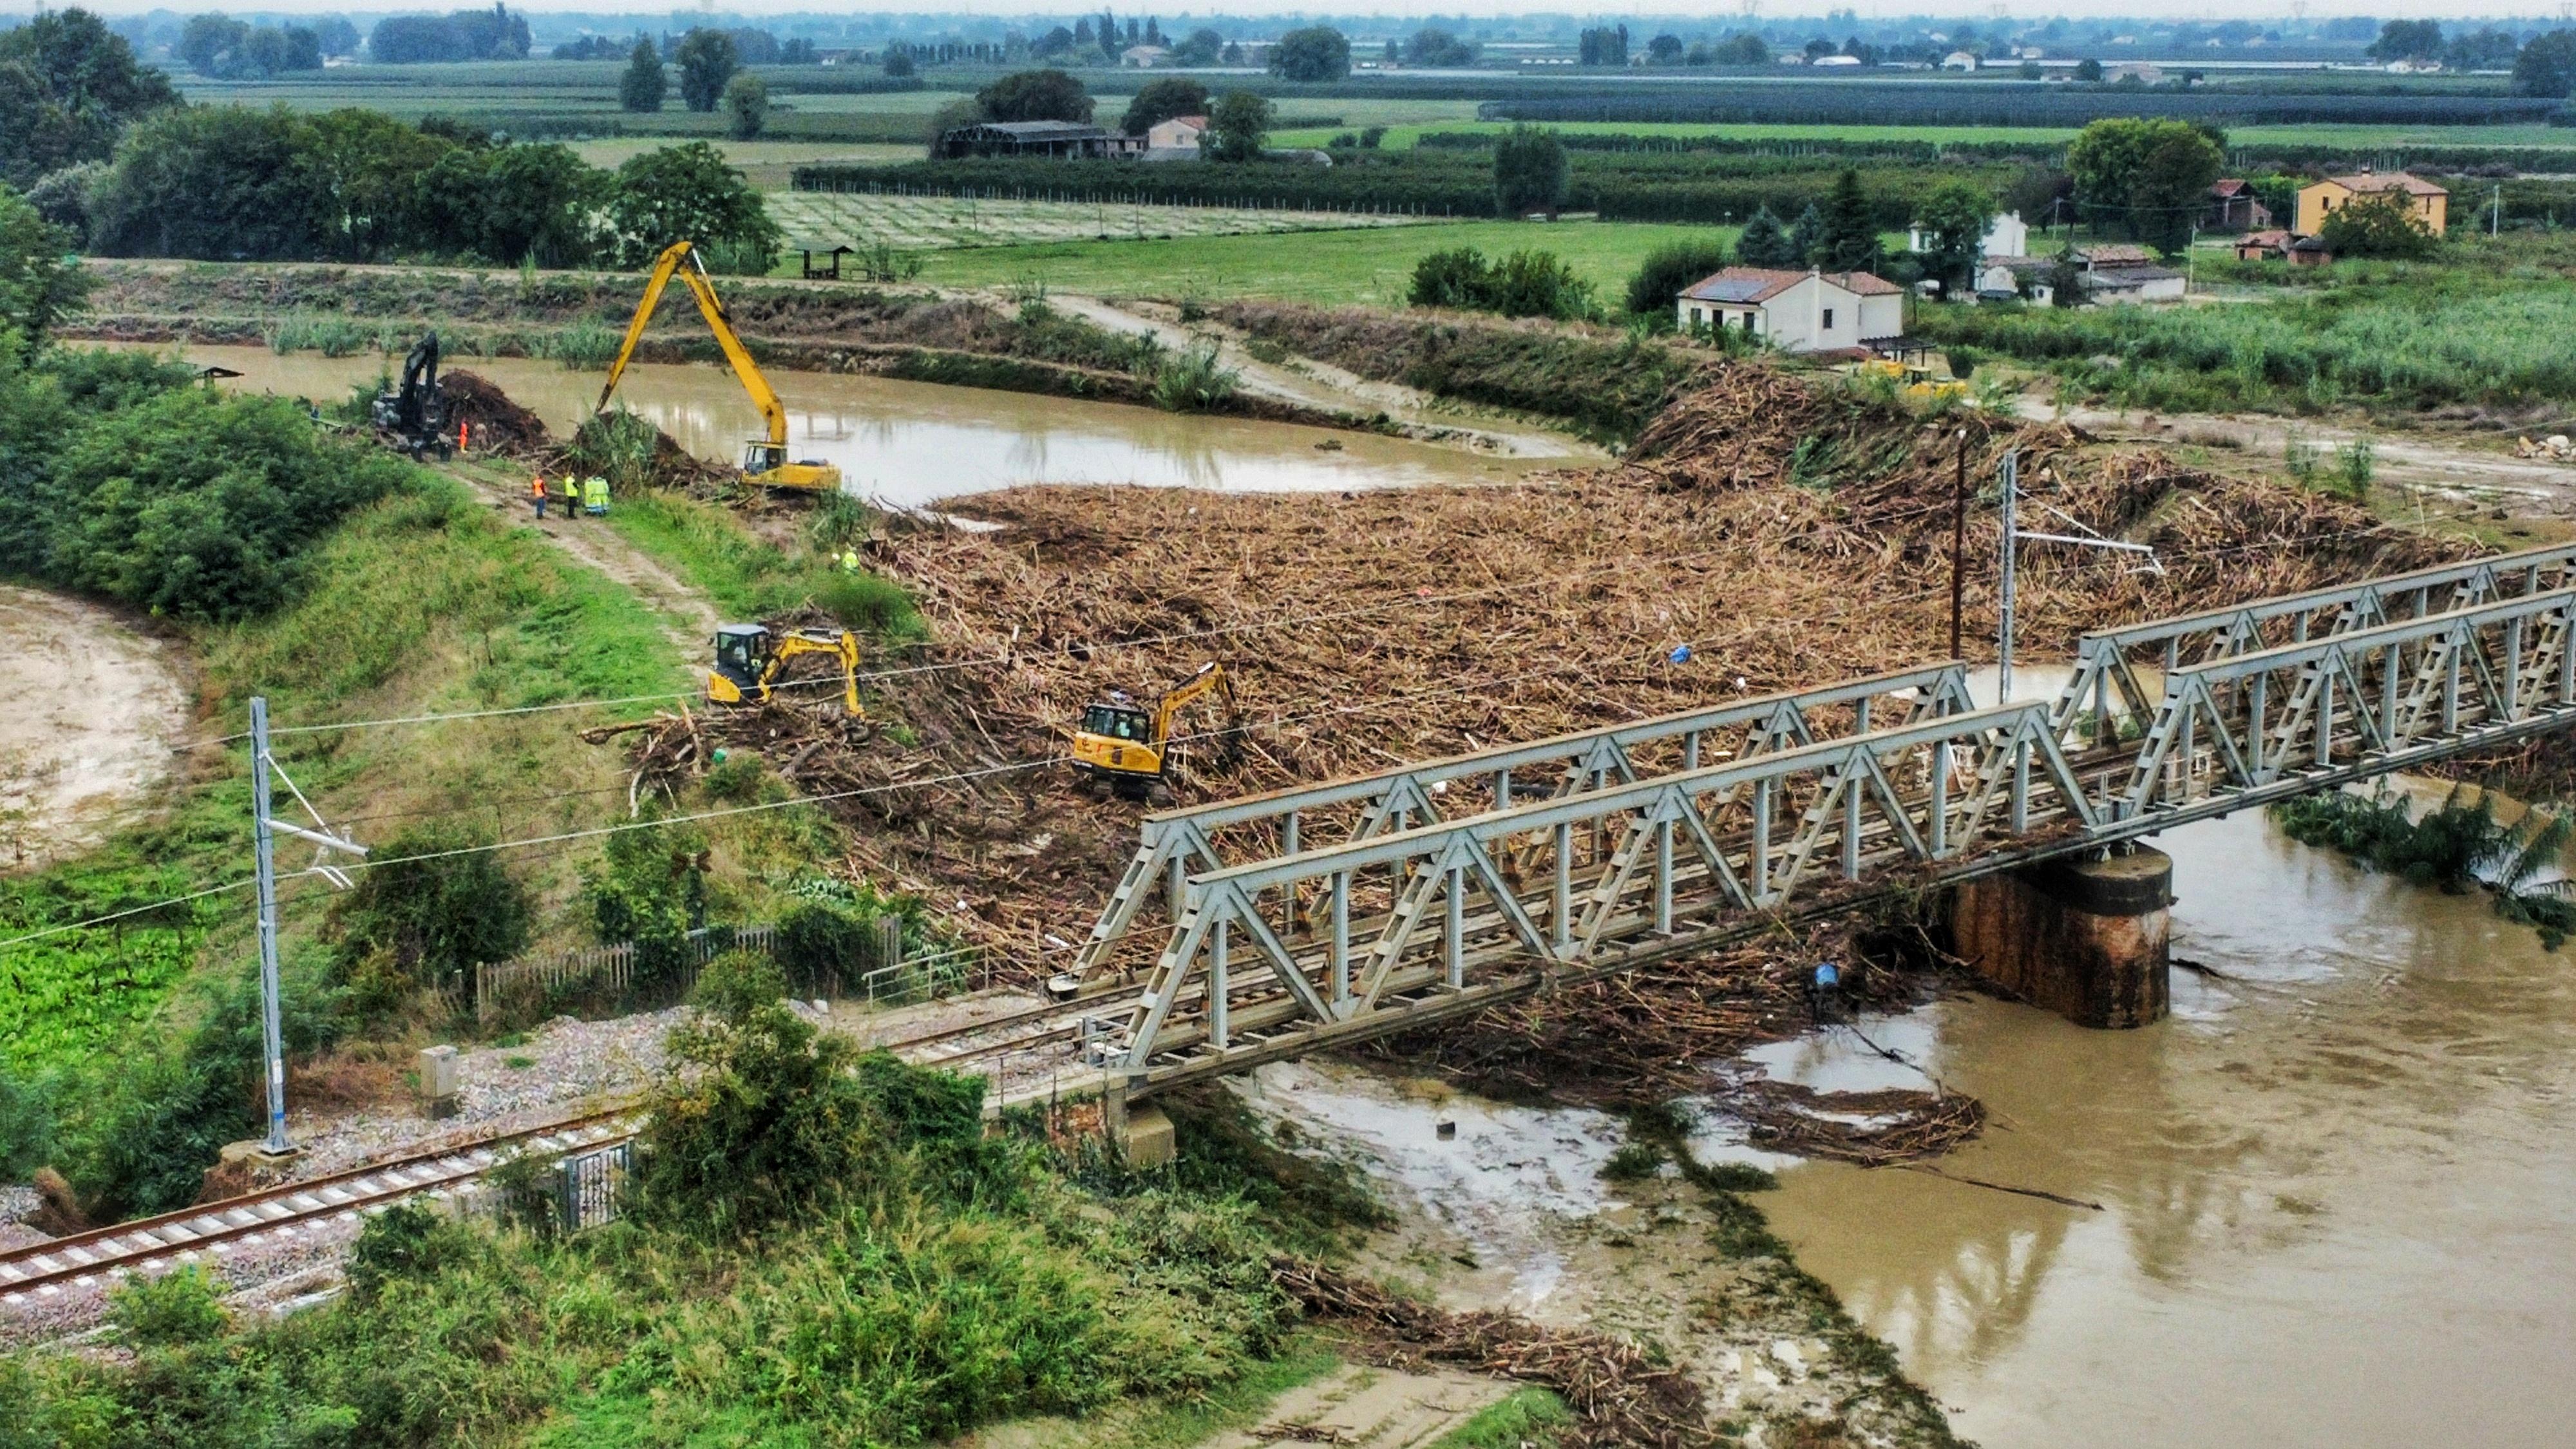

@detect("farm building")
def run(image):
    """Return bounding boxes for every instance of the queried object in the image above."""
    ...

[2236,229,2293,260]
[1676,267,1904,354]
[1146,115,1208,150]
[2078,265,2186,303]
[933,121,1144,160]
[2207,180,2273,232]
[2294,171,2448,237]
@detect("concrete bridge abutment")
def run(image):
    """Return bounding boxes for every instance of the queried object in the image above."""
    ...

[1949,846,2173,1029]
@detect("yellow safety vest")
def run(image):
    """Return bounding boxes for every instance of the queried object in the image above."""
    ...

[583,477,608,508]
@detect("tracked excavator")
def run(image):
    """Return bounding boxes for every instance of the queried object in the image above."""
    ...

[372,332,452,460]
[1070,663,1236,799]
[707,624,864,716]
[596,241,843,492]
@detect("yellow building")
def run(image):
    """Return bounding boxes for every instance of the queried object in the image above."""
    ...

[2295,171,2448,238]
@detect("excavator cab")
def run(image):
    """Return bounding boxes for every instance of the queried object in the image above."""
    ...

[707,623,863,717]
[1072,665,1233,799]
[372,332,452,460]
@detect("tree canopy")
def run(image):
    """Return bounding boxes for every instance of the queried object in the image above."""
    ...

[2065,117,2224,255]
[2515,30,2576,99]
[1912,179,1995,294]
[1734,205,1796,267]
[1269,26,1351,82]
[1818,168,1878,272]
[1206,90,1271,163]
[1121,77,1208,136]
[368,5,531,64]
[620,37,666,113]
[0,8,178,189]
[975,69,1092,124]
[674,29,739,113]
[610,141,779,272]
[1492,125,1569,217]
[2319,192,2443,261]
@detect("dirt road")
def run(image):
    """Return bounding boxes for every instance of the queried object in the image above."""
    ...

[448,458,721,659]
[0,586,189,871]
[1045,294,1607,463]
[2022,400,2576,516]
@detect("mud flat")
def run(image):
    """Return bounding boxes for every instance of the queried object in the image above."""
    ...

[0,585,189,870]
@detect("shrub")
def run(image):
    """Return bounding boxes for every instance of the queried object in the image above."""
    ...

[1147,340,1240,411]
[1408,245,1493,309]
[2320,191,2442,261]
[109,1265,229,1347]
[330,823,532,1009]
[586,813,708,983]
[1624,238,1729,320]
[813,569,921,638]
[0,1068,55,1178]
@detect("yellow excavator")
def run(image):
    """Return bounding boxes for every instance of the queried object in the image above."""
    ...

[1070,663,1235,798]
[708,624,863,716]
[597,240,843,492]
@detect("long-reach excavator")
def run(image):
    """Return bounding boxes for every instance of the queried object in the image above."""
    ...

[1070,663,1236,799]
[707,623,863,716]
[596,240,843,492]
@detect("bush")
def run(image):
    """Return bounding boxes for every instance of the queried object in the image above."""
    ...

[0,1069,55,1179]
[330,823,532,1010]
[775,896,875,983]
[585,813,708,983]
[1406,245,1590,320]
[1624,238,1729,320]
[0,372,410,623]
[109,1265,229,1347]
[813,569,921,638]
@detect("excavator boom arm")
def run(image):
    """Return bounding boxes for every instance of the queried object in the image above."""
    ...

[594,241,791,452]
[1153,663,1231,744]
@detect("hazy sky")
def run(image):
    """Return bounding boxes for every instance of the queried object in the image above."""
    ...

[23,1,2572,23]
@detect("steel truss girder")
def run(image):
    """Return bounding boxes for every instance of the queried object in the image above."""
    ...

[2117,587,2576,817]
[1116,700,2092,1072]
[1068,663,1975,990]
[1108,581,2576,1095]
[2050,540,2576,741]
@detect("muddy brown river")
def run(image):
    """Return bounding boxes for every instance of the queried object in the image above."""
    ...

[155,344,1548,506]
[1249,803,2576,1448]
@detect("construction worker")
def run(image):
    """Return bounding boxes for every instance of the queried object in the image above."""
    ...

[583,475,609,516]
[838,547,860,573]
[558,474,582,519]
[531,474,549,520]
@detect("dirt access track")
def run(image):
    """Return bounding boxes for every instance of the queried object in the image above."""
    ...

[0,586,190,872]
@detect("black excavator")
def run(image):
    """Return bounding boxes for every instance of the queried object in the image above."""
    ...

[372,332,453,460]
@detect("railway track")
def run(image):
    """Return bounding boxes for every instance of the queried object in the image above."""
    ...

[0,981,1145,1311]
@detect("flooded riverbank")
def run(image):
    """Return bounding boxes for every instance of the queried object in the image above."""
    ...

[1240,802,2576,1447]
[135,345,1551,507]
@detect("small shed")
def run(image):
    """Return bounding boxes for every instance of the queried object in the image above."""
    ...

[795,242,857,281]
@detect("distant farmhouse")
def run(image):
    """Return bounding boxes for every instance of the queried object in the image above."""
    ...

[1676,267,1906,354]
[2295,171,2448,238]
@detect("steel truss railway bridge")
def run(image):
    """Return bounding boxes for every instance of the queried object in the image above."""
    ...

[1063,542,2576,1099]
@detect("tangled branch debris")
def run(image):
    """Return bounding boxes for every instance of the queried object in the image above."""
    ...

[438,370,553,454]
[1727,1080,1987,1166]
[1274,1258,1708,1449]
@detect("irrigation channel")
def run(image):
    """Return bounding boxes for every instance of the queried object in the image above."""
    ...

[1235,790,2576,1449]
[161,345,1552,506]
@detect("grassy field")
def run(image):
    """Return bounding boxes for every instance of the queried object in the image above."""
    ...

[882,217,1741,305]
[768,191,1444,251]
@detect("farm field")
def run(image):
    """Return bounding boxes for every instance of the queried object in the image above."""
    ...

[1271,117,2576,153]
[573,138,919,186]
[873,217,1743,304]
[766,191,1444,252]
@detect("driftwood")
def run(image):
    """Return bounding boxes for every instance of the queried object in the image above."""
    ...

[1274,1258,1708,1449]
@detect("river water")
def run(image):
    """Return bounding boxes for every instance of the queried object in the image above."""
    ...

[1243,802,2576,1448]
[156,344,1545,507]
[1758,803,2576,1449]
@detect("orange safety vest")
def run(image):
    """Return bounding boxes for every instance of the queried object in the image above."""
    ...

[531,476,546,498]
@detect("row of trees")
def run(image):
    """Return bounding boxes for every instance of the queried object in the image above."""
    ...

[41,107,778,270]
[176,15,322,79]
[366,4,531,64]
[0,10,179,189]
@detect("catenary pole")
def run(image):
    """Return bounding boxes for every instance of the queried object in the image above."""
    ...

[251,696,290,1153]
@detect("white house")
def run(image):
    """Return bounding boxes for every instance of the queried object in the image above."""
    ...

[1676,267,1904,354]
[1120,44,1170,67]
[1906,209,2029,261]
[1145,114,1208,150]
[1941,50,1978,70]
[1812,53,1862,67]
[1975,258,2056,305]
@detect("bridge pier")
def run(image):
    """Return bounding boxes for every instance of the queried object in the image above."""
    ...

[1949,846,2172,1029]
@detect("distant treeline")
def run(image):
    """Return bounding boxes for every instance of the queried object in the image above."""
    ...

[795,151,2009,230]
[1415,129,2576,179]
[1484,87,2568,129]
